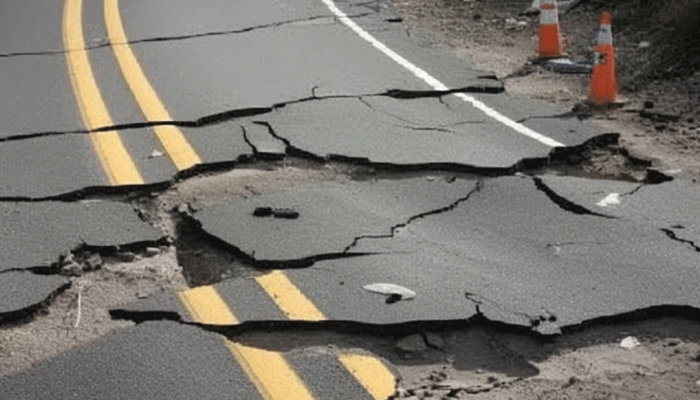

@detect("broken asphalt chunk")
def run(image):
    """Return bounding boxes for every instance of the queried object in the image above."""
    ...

[0,271,68,323]
[0,201,164,272]
[260,97,568,168]
[194,177,478,262]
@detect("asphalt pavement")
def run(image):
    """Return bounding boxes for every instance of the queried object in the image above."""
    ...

[2,0,699,399]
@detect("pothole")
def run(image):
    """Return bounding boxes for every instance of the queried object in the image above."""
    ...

[134,159,357,286]
[172,212,258,286]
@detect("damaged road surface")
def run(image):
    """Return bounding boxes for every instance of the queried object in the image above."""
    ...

[2,0,700,399]
[119,174,700,334]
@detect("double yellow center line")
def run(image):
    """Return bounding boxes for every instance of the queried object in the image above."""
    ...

[63,0,200,185]
[179,271,396,400]
[65,1,395,397]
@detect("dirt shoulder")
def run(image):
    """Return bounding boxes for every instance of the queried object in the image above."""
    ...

[389,0,700,176]
[379,1,700,398]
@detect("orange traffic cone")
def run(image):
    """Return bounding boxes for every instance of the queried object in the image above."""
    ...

[538,0,563,58]
[589,12,617,105]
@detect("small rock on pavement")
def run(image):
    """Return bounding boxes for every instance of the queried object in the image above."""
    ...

[412,388,433,399]
[620,336,641,349]
[61,262,83,276]
[117,252,137,262]
[397,334,428,354]
[144,247,160,257]
[176,203,191,215]
[84,253,103,271]
[424,332,445,349]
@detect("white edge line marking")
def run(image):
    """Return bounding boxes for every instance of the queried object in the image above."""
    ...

[320,0,565,148]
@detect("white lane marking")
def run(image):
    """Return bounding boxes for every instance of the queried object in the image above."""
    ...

[320,0,565,148]
[596,193,620,207]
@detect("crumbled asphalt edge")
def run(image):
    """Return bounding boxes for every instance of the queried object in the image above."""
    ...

[0,238,171,325]
[465,292,559,334]
[0,203,170,325]
[0,279,71,326]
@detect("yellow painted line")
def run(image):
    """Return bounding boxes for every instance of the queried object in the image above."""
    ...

[104,0,201,171]
[256,271,397,397]
[255,270,326,321]
[225,343,317,400]
[338,354,397,400]
[177,286,316,400]
[178,285,238,325]
[63,0,143,185]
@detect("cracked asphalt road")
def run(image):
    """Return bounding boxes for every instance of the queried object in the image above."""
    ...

[1,0,699,398]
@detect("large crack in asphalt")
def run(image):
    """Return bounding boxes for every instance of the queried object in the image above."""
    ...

[111,300,700,346]
[0,133,670,206]
[660,227,700,253]
[342,180,484,253]
[0,86,502,145]
[0,14,374,59]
